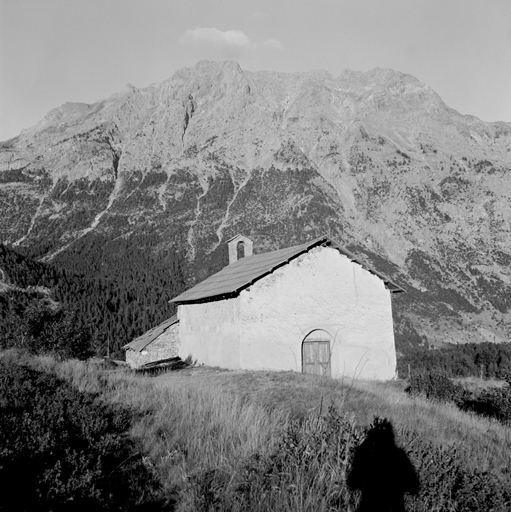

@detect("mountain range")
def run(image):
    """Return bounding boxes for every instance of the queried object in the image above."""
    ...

[1,60,511,352]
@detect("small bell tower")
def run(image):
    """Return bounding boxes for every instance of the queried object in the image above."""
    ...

[227,234,253,265]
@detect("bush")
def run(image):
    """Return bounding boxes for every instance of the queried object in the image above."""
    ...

[2,302,96,360]
[462,387,511,425]
[406,372,469,404]
[407,371,511,427]
[402,431,511,511]
[0,358,168,511]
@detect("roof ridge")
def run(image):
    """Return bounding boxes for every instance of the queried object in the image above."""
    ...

[170,236,403,304]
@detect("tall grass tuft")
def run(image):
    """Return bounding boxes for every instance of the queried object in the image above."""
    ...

[180,406,361,512]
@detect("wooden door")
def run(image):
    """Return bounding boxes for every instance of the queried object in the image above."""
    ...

[302,331,331,377]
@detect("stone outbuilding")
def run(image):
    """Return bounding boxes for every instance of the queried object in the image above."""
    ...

[169,235,403,380]
[123,315,179,368]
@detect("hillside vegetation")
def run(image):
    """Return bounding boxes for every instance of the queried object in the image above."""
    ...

[397,341,511,379]
[2,350,510,511]
[0,243,186,356]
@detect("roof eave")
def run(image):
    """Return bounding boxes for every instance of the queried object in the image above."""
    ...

[171,290,240,306]
[123,316,179,352]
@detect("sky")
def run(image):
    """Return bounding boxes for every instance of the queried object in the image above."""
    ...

[1,0,510,141]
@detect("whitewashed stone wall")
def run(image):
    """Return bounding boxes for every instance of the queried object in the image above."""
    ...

[178,297,241,369]
[239,247,396,380]
[125,323,180,368]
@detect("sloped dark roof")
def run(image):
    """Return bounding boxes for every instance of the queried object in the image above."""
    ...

[123,315,179,352]
[170,235,403,305]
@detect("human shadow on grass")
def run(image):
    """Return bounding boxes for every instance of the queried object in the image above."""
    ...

[347,417,419,512]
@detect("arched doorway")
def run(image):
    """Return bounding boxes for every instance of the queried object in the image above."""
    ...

[302,330,332,377]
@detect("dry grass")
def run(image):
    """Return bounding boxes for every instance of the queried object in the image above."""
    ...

[158,368,511,475]
[24,356,289,497]
[48,357,511,476]
[344,380,511,474]
[12,352,511,508]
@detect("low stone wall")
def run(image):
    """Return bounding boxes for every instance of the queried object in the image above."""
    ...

[125,323,180,368]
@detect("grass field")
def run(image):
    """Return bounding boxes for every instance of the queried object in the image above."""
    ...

[3,351,511,511]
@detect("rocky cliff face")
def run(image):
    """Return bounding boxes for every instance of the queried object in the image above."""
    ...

[2,60,511,350]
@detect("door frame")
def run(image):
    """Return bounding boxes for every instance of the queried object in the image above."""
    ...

[301,329,333,377]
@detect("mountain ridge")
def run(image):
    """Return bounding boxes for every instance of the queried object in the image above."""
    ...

[2,60,511,350]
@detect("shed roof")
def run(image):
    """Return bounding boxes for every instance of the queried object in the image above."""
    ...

[123,315,179,352]
[170,235,403,305]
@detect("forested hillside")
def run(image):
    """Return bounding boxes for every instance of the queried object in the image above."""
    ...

[0,243,187,356]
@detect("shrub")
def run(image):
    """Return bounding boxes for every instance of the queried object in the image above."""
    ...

[2,302,96,360]
[406,372,469,404]
[403,431,511,511]
[462,387,511,425]
[0,358,168,511]
[407,371,511,426]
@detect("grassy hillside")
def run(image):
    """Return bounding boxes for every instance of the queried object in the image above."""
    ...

[2,350,510,511]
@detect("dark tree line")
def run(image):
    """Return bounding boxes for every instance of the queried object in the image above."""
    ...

[398,342,511,380]
[0,240,187,358]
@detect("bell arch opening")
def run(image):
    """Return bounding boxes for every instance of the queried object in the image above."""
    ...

[237,241,245,260]
[301,329,332,377]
